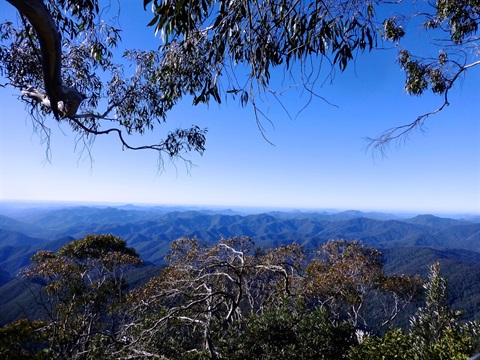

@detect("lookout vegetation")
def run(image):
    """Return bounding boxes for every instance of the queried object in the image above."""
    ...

[1,0,479,164]
[0,235,479,359]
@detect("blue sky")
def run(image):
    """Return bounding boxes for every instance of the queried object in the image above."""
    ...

[1,1,479,214]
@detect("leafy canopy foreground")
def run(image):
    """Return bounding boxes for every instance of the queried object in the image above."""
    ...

[1,237,479,359]
[1,0,479,164]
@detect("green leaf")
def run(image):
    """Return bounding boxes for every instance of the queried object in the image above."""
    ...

[147,14,159,27]
[143,0,152,10]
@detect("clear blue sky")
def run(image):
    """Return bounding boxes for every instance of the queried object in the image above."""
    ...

[1,1,479,214]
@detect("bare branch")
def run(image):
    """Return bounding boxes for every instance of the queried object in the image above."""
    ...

[368,58,480,152]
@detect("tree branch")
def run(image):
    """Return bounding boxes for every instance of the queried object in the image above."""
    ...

[368,59,480,152]
[7,0,86,118]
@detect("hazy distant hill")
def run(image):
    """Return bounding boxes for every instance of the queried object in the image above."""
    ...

[267,210,400,221]
[0,232,74,277]
[1,207,480,269]
[0,215,45,237]
[0,227,47,246]
[403,214,470,229]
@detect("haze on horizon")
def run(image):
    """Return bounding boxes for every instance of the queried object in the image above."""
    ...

[0,199,477,220]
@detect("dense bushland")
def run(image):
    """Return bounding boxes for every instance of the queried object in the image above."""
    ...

[0,235,478,359]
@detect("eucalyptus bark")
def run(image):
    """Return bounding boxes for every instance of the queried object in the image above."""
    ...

[6,0,85,118]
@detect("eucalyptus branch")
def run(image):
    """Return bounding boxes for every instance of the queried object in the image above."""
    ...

[368,58,480,151]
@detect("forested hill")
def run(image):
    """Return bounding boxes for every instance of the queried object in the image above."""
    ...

[1,206,479,271]
[1,205,480,327]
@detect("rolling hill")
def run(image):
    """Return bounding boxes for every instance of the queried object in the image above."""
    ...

[1,205,479,326]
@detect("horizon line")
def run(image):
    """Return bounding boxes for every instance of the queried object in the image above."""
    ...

[1,198,479,218]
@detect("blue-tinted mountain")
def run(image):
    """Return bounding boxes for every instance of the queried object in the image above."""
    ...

[0,233,73,277]
[266,210,399,221]
[1,205,480,328]
[0,228,47,246]
[0,215,44,237]
[2,207,480,268]
[403,214,470,229]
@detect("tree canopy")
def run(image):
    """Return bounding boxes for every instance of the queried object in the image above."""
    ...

[1,237,479,359]
[1,0,479,163]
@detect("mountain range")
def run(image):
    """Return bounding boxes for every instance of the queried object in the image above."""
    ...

[1,204,479,326]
